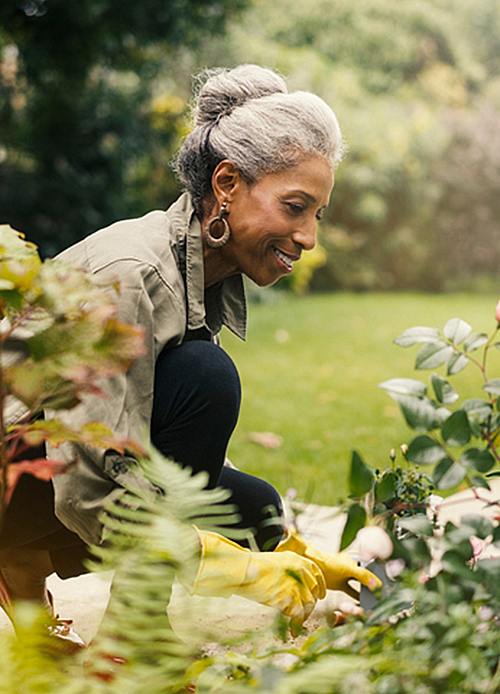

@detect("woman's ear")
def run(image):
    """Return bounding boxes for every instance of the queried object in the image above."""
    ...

[211,160,243,206]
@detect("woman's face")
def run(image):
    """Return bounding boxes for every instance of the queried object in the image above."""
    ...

[214,155,334,287]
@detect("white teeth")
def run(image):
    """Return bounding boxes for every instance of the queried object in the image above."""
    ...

[274,248,294,269]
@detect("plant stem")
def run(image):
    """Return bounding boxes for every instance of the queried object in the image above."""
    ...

[481,429,500,466]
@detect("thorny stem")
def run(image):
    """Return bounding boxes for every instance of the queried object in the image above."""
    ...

[437,488,500,513]
[482,429,500,466]
[482,325,499,378]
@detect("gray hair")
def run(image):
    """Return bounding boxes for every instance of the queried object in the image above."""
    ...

[174,64,345,214]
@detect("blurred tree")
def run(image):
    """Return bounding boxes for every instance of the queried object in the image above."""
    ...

[431,107,500,288]
[0,0,246,255]
[202,0,500,292]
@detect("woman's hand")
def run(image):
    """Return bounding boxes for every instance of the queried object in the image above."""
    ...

[191,529,326,627]
[275,530,382,600]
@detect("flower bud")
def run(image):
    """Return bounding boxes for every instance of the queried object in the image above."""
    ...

[496,300,500,325]
[357,526,393,563]
[386,558,405,580]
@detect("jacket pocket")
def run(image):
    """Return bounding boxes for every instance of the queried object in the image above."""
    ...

[103,450,160,499]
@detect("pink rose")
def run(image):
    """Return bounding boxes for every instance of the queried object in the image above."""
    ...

[495,300,500,324]
[470,536,484,560]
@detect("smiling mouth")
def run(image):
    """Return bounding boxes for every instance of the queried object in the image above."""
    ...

[273,247,297,272]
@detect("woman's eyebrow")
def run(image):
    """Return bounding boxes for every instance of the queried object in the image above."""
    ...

[288,190,318,203]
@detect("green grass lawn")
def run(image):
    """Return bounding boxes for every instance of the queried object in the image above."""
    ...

[221,291,500,507]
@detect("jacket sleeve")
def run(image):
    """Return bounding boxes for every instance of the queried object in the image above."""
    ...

[50,258,187,545]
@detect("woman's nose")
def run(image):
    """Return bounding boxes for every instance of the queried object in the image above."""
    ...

[292,220,317,251]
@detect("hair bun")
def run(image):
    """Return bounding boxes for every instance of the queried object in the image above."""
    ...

[194,64,287,126]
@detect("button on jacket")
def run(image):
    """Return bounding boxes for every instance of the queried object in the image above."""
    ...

[11,193,247,545]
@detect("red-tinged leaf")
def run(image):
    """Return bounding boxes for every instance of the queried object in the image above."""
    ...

[11,419,144,456]
[78,422,128,451]
[12,419,83,448]
[36,259,118,318]
[93,319,146,371]
[5,458,67,504]
[5,359,109,411]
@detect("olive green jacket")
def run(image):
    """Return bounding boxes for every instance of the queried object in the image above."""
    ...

[25,193,246,545]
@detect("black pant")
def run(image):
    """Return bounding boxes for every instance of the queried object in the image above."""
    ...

[0,341,284,578]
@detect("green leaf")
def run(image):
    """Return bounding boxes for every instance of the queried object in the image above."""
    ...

[349,450,375,497]
[433,459,466,489]
[390,393,450,432]
[0,225,42,301]
[406,435,447,465]
[397,515,434,536]
[446,351,469,376]
[461,513,493,539]
[483,379,500,396]
[443,318,472,346]
[394,326,441,347]
[469,475,491,491]
[415,341,454,370]
[377,378,427,397]
[464,332,488,353]
[431,373,459,405]
[441,549,475,577]
[492,525,500,547]
[461,448,495,473]
[462,399,493,421]
[375,470,397,501]
[442,410,471,446]
[399,535,432,565]
[339,503,366,551]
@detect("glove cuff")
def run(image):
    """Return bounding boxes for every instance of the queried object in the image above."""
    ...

[275,529,308,556]
[191,529,251,598]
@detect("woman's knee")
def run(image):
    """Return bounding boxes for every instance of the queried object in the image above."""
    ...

[152,341,241,432]
[184,341,241,412]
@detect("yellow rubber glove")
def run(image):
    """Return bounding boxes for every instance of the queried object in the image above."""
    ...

[275,530,382,600]
[192,529,326,626]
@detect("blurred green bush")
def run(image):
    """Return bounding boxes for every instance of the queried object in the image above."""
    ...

[1,0,500,292]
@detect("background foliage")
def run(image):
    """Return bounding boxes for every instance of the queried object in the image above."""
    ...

[0,0,245,256]
[2,0,500,289]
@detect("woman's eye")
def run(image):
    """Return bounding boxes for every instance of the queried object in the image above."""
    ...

[286,203,304,215]
[315,211,323,222]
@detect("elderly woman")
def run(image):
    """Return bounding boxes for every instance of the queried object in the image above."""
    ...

[0,65,379,647]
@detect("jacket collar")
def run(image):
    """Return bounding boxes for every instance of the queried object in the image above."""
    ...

[169,193,247,341]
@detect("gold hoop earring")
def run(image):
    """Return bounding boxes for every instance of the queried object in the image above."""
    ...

[204,202,231,249]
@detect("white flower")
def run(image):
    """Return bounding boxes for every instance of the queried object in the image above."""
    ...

[428,494,443,511]
[356,526,393,563]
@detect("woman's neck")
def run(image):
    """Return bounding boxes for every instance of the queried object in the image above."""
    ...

[203,244,238,288]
